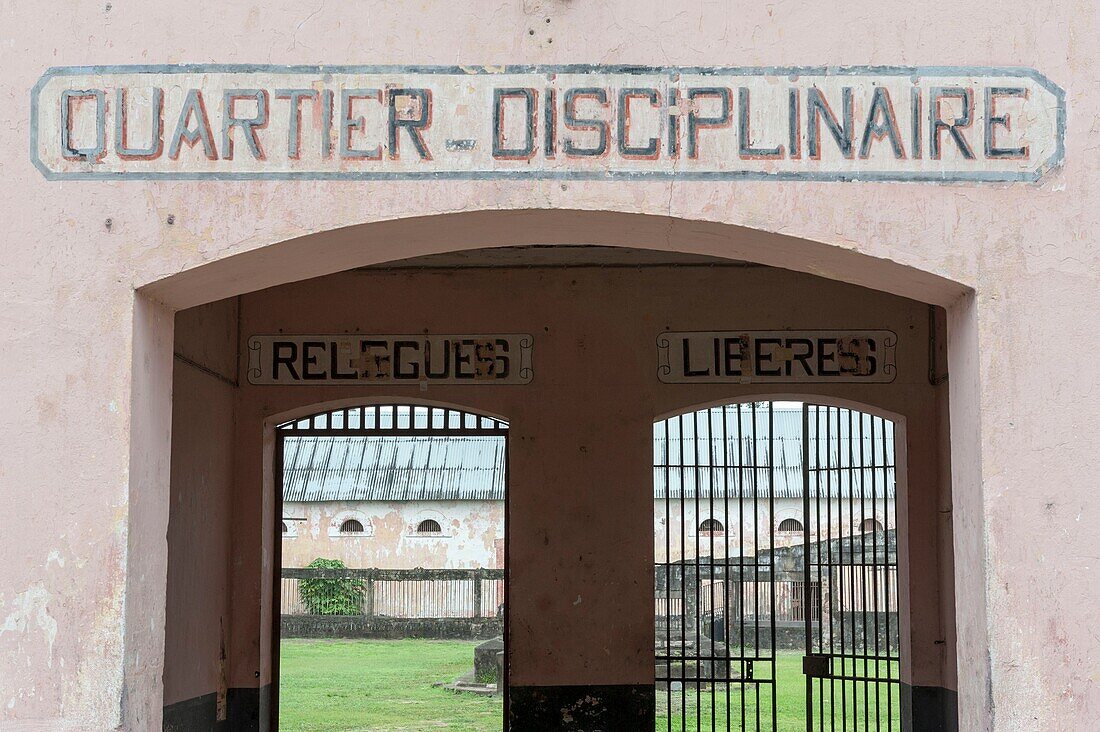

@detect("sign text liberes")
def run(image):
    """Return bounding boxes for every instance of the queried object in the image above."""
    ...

[657,331,897,383]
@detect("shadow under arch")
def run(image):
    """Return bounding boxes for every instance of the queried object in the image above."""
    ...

[654,392,907,426]
[264,394,512,431]
[140,208,969,311]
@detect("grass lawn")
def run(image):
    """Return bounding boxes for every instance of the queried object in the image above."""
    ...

[655,653,900,731]
[279,640,898,731]
[279,639,502,732]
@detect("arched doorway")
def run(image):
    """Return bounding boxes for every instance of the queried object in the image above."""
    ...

[156,232,958,731]
[654,400,902,731]
[273,402,510,730]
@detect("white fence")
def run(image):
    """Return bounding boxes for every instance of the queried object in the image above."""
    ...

[281,568,504,618]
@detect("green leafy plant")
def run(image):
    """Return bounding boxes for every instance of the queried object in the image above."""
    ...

[299,558,365,615]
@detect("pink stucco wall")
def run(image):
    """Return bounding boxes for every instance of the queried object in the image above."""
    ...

[1,1,1097,729]
[162,302,237,711]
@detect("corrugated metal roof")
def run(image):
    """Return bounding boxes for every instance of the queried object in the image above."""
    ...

[282,435,506,502]
[654,405,896,499]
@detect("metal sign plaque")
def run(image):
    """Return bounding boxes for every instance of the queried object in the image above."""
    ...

[247,334,533,385]
[657,330,897,384]
[32,65,1063,182]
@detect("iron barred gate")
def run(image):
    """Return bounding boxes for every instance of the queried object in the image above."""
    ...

[654,401,900,732]
[802,404,900,732]
[273,403,510,728]
[654,403,781,730]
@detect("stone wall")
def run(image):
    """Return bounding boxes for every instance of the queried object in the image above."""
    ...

[280,616,502,641]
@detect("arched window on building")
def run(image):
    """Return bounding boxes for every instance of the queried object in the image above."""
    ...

[280,521,289,534]
[699,518,725,534]
[416,518,442,534]
[860,518,884,533]
[339,518,365,534]
[778,518,804,534]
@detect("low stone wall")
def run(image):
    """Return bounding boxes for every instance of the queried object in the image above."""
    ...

[660,617,809,650]
[702,619,810,650]
[281,614,503,640]
[834,611,901,651]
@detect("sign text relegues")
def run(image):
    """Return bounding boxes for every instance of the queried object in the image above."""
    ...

[658,331,897,383]
[247,334,533,386]
[33,65,1063,182]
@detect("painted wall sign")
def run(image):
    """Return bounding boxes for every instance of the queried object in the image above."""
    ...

[246,334,533,385]
[32,65,1063,182]
[657,330,897,383]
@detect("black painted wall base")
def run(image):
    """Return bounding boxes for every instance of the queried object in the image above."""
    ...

[227,685,270,731]
[508,684,655,731]
[163,685,269,731]
[163,692,217,731]
[167,684,654,731]
[903,684,959,732]
[165,681,955,730]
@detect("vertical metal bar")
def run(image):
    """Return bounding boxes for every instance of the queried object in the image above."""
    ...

[722,405,732,732]
[882,418,895,730]
[271,430,285,732]
[693,407,703,728]
[707,408,717,732]
[858,412,869,732]
[824,406,835,732]
[813,405,824,732]
[821,404,829,732]
[870,416,881,730]
[808,410,818,729]
[737,404,746,732]
[750,402,760,732]
[679,413,688,731]
[662,417,673,732]
[835,408,848,732]
[366,573,375,618]
[847,408,859,732]
[768,402,777,732]
[803,404,814,732]
[751,403,760,659]
[502,428,511,728]
[665,423,675,724]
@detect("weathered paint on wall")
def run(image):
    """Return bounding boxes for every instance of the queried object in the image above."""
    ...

[283,494,896,568]
[281,500,504,570]
[30,65,1065,183]
[655,497,898,562]
[163,301,237,713]
[1,0,1097,729]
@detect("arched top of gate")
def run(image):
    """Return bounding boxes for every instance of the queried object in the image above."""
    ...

[653,394,905,427]
[139,209,969,312]
[275,401,508,436]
